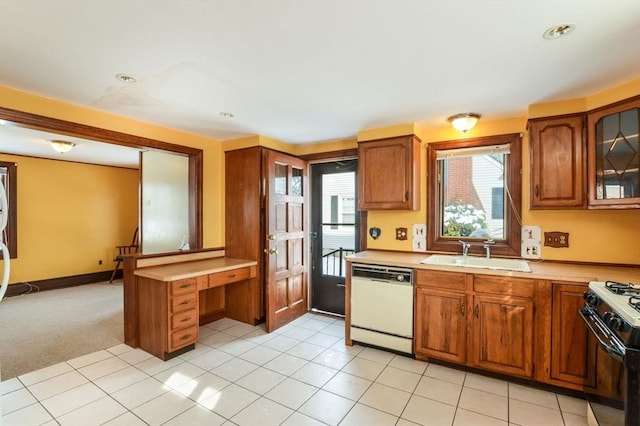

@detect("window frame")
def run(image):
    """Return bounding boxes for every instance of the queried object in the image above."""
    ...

[0,161,17,259]
[426,133,522,257]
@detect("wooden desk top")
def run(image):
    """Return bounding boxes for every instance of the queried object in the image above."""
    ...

[134,257,257,282]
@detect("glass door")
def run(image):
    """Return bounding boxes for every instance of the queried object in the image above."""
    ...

[310,160,359,316]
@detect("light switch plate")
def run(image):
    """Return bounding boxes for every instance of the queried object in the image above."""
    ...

[412,224,426,252]
[521,225,541,259]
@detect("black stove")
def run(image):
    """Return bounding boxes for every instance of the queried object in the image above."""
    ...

[582,280,640,426]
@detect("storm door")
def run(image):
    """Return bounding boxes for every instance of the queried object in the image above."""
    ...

[310,160,359,316]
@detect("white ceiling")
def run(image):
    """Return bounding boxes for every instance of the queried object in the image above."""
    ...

[1,1,640,166]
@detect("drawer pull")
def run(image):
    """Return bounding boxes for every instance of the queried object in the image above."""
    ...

[180,334,191,340]
[180,300,190,305]
[179,283,191,289]
[227,274,236,278]
[180,317,191,322]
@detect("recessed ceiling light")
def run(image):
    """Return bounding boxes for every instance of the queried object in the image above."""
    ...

[115,73,137,83]
[543,23,576,40]
[219,112,234,118]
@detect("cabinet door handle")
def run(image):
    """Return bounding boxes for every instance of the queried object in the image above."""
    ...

[535,184,539,197]
[461,303,466,316]
[474,304,479,318]
[405,191,409,201]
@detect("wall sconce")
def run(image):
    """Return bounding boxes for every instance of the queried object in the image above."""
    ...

[50,140,76,154]
[448,113,481,133]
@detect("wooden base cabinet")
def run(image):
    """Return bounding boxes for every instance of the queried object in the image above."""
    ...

[137,276,202,360]
[415,286,468,364]
[415,270,535,378]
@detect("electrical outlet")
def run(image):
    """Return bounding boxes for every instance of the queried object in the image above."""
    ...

[544,232,569,248]
[396,227,407,240]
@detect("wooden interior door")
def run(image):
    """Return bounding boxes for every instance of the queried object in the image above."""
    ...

[264,150,308,332]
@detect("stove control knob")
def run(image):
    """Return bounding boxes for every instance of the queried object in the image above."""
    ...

[397,275,405,282]
[583,292,600,307]
[604,312,623,331]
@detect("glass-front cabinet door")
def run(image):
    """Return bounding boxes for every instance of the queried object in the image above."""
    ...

[587,96,640,209]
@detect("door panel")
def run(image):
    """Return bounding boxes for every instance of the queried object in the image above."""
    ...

[310,161,358,316]
[265,151,308,332]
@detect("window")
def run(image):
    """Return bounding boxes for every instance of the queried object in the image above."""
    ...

[427,133,522,257]
[0,161,17,258]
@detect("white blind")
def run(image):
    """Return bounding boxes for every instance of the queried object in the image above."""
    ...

[436,144,510,160]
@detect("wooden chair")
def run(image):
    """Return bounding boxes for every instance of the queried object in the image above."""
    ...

[109,227,139,283]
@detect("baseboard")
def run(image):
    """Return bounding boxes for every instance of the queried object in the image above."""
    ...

[5,271,116,297]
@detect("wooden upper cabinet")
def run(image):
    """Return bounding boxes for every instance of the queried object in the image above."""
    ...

[528,114,586,209]
[587,96,640,209]
[358,135,421,210]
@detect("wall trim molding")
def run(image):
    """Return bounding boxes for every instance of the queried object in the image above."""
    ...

[5,271,116,297]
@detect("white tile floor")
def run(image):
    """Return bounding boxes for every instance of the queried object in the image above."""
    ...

[1,313,589,426]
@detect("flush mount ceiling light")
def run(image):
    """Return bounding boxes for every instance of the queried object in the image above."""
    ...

[115,73,137,83]
[50,140,76,154]
[219,112,234,118]
[448,113,481,133]
[543,23,576,40]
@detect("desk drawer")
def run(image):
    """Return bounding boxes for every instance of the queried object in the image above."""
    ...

[170,278,198,296]
[169,325,198,351]
[171,293,197,313]
[171,309,198,330]
[208,266,252,288]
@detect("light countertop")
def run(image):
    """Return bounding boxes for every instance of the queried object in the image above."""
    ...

[347,250,640,284]
[134,257,257,282]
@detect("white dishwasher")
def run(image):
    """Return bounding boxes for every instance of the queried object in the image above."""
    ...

[350,264,414,355]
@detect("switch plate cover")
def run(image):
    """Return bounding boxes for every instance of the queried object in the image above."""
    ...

[412,224,426,252]
[521,225,542,259]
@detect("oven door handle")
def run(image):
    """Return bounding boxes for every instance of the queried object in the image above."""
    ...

[579,306,625,362]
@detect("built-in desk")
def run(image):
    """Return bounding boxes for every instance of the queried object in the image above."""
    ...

[124,250,257,360]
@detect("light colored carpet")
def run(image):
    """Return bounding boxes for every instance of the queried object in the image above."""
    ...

[0,281,124,380]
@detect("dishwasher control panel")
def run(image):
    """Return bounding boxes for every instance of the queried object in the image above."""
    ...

[351,264,413,284]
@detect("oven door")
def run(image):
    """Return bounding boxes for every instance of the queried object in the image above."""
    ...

[580,306,627,426]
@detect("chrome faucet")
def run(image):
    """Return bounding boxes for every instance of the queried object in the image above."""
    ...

[458,240,471,256]
[483,238,495,259]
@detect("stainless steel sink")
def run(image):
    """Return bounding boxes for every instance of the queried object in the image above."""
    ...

[421,254,531,272]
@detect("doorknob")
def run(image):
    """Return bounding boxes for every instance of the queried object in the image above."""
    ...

[267,234,276,240]
[264,248,278,255]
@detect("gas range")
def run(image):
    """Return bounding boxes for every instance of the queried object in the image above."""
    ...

[584,281,640,349]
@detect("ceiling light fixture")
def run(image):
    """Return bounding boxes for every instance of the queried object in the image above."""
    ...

[50,140,76,154]
[543,23,576,40]
[219,112,234,118]
[448,113,481,133]
[115,73,137,83]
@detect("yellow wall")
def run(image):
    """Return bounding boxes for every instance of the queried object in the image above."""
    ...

[0,153,138,283]
[0,86,226,272]
[363,81,640,265]
[0,86,229,285]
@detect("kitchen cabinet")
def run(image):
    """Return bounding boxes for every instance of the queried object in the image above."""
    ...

[587,95,640,209]
[549,281,595,388]
[415,270,535,378]
[415,270,468,363]
[470,275,535,377]
[357,135,421,210]
[137,276,203,360]
[528,114,586,209]
[225,147,308,331]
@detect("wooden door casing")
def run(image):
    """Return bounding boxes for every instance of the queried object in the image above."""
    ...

[471,295,534,378]
[265,151,308,332]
